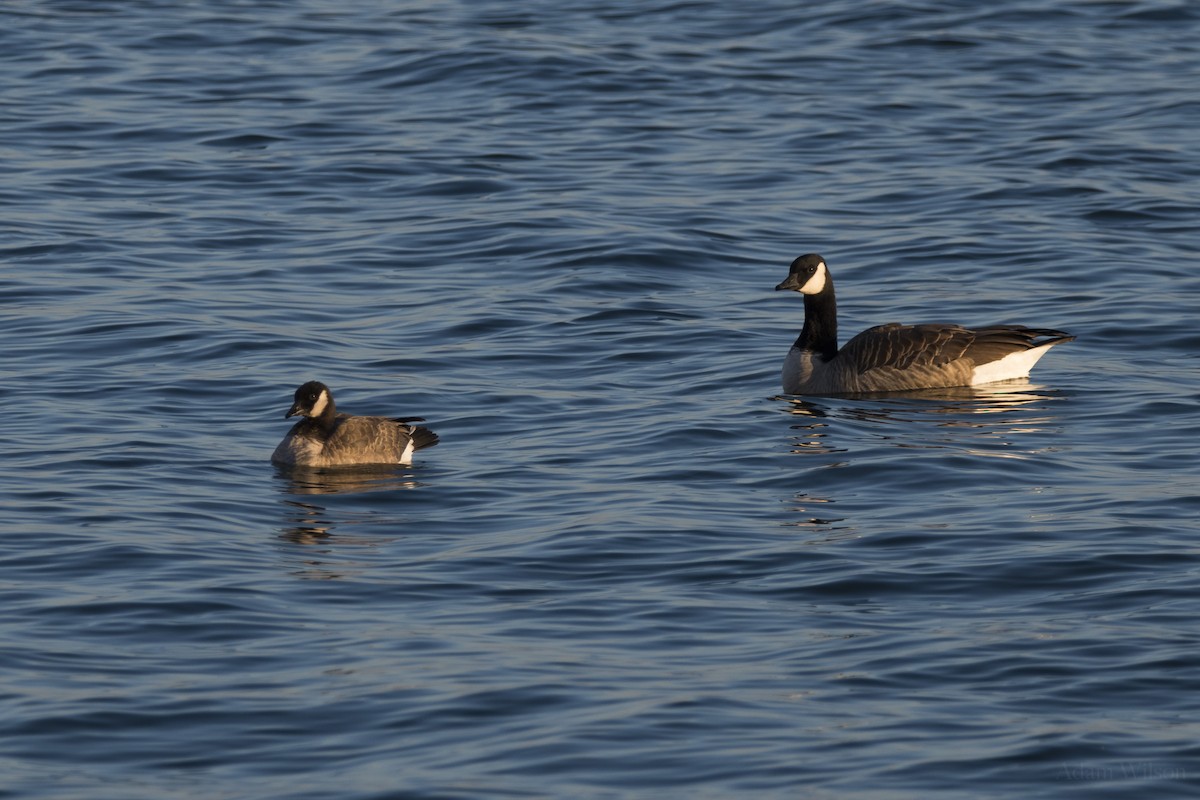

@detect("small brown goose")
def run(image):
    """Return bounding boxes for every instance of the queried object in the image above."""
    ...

[775,254,1074,394]
[271,381,438,467]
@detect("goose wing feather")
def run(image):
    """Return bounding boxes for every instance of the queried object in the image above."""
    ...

[324,416,433,463]
[962,325,1076,365]
[840,323,974,374]
[840,323,1074,375]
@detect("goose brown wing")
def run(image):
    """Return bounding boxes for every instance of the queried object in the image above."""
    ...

[372,417,439,453]
[839,323,976,375]
[961,325,1076,365]
[324,416,436,462]
[840,323,1075,375]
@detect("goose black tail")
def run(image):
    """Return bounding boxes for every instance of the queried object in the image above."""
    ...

[410,426,439,451]
[1016,326,1075,346]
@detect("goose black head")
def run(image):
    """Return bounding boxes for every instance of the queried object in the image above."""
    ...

[285,380,333,420]
[775,253,829,295]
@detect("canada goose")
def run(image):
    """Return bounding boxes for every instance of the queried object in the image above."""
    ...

[271,381,438,467]
[775,254,1074,394]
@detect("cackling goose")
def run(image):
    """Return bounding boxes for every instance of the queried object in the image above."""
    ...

[272,381,438,467]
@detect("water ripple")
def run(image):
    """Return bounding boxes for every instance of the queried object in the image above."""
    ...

[2,0,1199,798]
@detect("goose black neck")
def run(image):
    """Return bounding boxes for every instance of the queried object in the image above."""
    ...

[795,286,838,359]
[315,400,338,432]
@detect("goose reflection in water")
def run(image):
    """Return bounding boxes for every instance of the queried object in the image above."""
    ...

[781,492,854,539]
[276,499,406,582]
[781,378,1058,416]
[780,380,1066,453]
[776,381,1072,541]
[278,499,335,545]
[275,465,427,496]
[274,468,424,539]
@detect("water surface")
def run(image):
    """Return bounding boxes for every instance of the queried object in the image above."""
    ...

[2,1,1199,798]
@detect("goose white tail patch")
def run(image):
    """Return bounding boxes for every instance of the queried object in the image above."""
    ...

[970,343,1055,385]
[400,438,415,465]
[799,261,827,295]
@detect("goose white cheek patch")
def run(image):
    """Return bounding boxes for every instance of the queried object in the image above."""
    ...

[799,261,827,294]
[309,390,329,418]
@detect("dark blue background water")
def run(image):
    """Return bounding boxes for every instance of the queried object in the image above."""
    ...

[3,1,1199,797]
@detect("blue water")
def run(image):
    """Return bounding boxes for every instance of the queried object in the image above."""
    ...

[3,1,1199,797]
